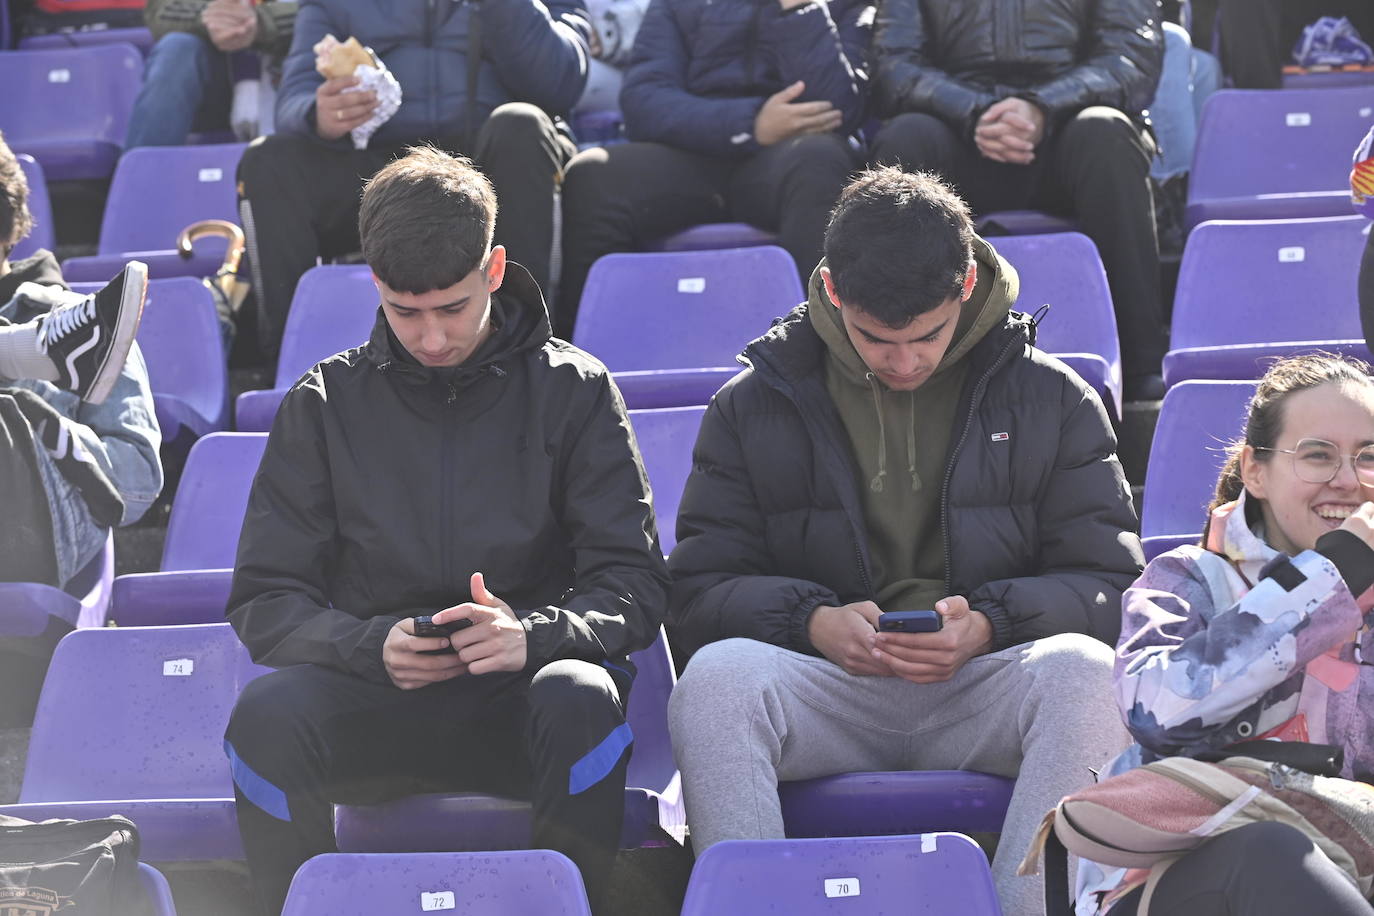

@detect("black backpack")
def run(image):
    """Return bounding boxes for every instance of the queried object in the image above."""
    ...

[0,814,154,915]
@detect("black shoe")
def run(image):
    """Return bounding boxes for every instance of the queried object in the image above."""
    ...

[1124,372,1166,402]
[35,260,147,404]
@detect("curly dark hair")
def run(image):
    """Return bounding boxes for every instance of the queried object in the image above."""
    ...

[0,131,33,258]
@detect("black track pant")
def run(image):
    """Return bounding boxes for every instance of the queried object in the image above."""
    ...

[870,107,1167,382]
[237,103,576,363]
[224,658,632,915]
[1109,822,1374,915]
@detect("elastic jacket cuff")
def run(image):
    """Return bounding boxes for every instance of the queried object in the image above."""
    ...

[1316,529,1374,597]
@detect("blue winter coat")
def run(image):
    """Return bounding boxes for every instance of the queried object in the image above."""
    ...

[620,0,873,159]
[276,0,592,146]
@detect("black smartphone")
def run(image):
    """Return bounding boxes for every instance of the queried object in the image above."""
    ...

[877,610,943,633]
[412,615,474,654]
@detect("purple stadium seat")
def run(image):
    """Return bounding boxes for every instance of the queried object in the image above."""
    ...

[1186,88,1374,229]
[1164,216,1373,387]
[63,143,247,281]
[11,154,56,261]
[0,531,113,638]
[628,406,706,554]
[1282,68,1374,89]
[1140,381,1254,560]
[334,628,684,853]
[976,210,1077,236]
[573,247,803,409]
[987,232,1123,417]
[110,432,267,627]
[680,833,1002,916]
[18,26,154,54]
[235,264,379,431]
[0,623,270,862]
[138,863,178,916]
[0,44,143,180]
[282,851,593,916]
[647,222,779,252]
[778,771,1015,839]
[72,276,229,442]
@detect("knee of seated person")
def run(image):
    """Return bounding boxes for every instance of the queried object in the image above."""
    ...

[776,132,853,172]
[671,638,777,712]
[1214,821,1319,864]
[870,113,953,166]
[1025,632,1114,683]
[1062,107,1144,152]
[147,31,211,66]
[227,668,311,743]
[527,658,620,719]
[482,103,551,146]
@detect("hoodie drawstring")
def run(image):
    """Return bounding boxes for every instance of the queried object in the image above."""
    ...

[907,396,921,493]
[865,372,922,494]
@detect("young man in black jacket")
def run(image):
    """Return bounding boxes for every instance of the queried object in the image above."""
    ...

[224,147,669,914]
[666,168,1141,913]
[867,0,1167,400]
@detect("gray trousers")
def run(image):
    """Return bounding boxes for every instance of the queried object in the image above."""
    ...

[669,634,1129,916]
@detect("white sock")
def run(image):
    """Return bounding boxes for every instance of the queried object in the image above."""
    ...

[0,321,59,383]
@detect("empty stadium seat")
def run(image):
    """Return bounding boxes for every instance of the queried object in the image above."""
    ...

[1140,380,1254,560]
[110,432,268,627]
[11,154,56,261]
[63,143,247,281]
[0,44,143,180]
[71,276,229,443]
[648,222,778,252]
[629,405,705,554]
[235,264,378,431]
[334,627,684,853]
[988,232,1123,417]
[778,770,1015,839]
[573,246,803,408]
[0,531,114,639]
[0,623,269,862]
[680,833,1002,916]
[282,851,593,916]
[1164,216,1372,387]
[1186,87,1374,229]
[18,27,155,54]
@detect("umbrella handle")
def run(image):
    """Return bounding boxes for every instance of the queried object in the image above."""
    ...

[177,219,246,277]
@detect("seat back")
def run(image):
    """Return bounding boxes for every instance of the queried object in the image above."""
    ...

[11,154,55,260]
[574,247,802,373]
[681,833,1002,916]
[97,143,245,258]
[624,629,677,795]
[0,44,142,149]
[282,851,593,915]
[628,405,705,554]
[1188,88,1373,221]
[1140,381,1255,543]
[162,433,269,571]
[21,623,265,802]
[275,265,379,387]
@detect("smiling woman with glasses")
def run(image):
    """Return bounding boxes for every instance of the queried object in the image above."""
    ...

[1071,354,1374,916]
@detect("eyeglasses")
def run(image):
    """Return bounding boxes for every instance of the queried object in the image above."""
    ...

[1254,438,1374,486]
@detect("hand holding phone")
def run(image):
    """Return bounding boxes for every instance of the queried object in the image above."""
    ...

[877,610,943,633]
[412,614,474,654]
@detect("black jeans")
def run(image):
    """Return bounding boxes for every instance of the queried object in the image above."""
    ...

[870,107,1167,381]
[1217,0,1374,89]
[224,658,632,915]
[557,134,859,339]
[237,103,576,362]
[1108,822,1374,915]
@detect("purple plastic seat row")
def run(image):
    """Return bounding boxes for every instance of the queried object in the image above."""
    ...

[10,154,56,261]
[282,851,592,916]
[18,26,154,54]
[0,623,270,862]
[0,531,113,638]
[779,770,1015,839]
[1165,216,1373,388]
[0,43,143,181]
[681,833,1003,915]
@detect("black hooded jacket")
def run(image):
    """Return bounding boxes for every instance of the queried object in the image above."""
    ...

[227,265,669,683]
[668,301,1144,658]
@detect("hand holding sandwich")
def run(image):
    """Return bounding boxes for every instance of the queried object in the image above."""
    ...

[313,35,381,141]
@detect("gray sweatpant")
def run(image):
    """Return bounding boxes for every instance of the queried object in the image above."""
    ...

[668,633,1129,916]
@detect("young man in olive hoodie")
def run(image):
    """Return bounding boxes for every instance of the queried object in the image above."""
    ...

[667,167,1141,913]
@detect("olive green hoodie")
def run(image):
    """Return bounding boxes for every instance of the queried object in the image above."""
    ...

[808,236,1018,612]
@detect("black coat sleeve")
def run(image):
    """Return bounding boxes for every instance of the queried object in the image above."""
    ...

[967,369,1144,649]
[520,371,670,667]
[871,0,997,132]
[667,384,841,656]
[226,375,406,684]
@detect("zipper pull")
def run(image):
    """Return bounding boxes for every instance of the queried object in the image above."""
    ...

[447,383,457,405]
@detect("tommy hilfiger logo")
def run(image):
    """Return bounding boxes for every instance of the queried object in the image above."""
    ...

[991,432,1010,442]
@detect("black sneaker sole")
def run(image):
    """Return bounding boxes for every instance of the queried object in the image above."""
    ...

[82,261,148,405]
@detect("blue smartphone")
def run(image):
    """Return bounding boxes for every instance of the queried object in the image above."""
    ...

[877,610,943,633]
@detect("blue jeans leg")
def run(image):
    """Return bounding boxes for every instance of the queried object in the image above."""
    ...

[124,32,225,148]
[1149,21,1198,180]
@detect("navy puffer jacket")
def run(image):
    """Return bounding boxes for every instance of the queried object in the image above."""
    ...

[621,0,873,159]
[277,0,591,147]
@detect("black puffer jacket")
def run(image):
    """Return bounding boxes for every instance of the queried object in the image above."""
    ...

[668,303,1143,658]
[872,0,1163,137]
[228,265,669,684]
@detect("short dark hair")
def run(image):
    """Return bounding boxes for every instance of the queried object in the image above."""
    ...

[0,131,33,259]
[823,167,974,327]
[358,146,498,293]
